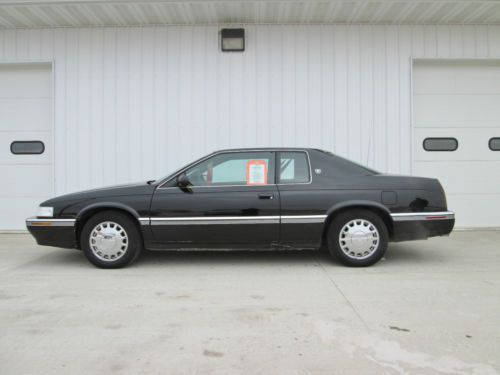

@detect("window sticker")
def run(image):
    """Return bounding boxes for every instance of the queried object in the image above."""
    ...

[246,160,268,185]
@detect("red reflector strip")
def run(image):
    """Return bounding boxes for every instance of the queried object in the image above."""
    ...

[30,222,53,226]
[425,216,447,220]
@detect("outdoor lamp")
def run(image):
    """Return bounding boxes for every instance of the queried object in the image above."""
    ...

[221,28,245,52]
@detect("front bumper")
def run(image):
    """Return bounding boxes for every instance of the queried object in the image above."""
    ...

[390,211,455,242]
[26,217,77,248]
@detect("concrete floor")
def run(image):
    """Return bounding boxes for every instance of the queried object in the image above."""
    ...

[0,232,499,375]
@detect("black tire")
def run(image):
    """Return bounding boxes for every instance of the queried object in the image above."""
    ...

[327,209,388,267]
[81,210,142,268]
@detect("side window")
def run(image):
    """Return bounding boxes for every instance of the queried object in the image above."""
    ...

[278,152,310,184]
[185,152,274,186]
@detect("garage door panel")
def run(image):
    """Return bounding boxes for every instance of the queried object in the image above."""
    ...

[0,63,52,230]
[0,98,51,131]
[0,165,52,197]
[414,62,500,95]
[414,94,500,127]
[0,131,52,163]
[413,161,500,195]
[0,64,52,98]
[446,194,500,228]
[413,60,500,229]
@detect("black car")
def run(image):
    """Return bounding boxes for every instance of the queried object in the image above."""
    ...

[26,148,454,268]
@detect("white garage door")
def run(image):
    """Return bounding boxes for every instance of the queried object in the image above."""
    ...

[413,60,500,228]
[0,63,53,230]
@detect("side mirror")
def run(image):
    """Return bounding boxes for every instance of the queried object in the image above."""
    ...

[176,172,192,191]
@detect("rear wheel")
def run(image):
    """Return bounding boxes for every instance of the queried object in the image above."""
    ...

[327,209,388,267]
[81,211,142,268]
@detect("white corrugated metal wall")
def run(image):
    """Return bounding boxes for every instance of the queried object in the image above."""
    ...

[0,25,499,196]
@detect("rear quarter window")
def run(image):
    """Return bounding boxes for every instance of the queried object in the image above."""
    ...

[278,152,310,183]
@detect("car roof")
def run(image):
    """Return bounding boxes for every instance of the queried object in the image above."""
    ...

[215,147,314,153]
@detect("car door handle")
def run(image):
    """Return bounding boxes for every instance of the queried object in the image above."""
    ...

[258,193,274,200]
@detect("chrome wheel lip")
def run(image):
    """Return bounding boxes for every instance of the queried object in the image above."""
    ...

[89,221,128,262]
[338,218,380,260]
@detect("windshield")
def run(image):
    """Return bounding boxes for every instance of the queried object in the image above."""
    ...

[154,153,215,185]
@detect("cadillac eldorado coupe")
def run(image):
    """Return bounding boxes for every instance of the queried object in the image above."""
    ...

[26,148,454,268]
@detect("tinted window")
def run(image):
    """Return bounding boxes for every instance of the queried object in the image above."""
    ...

[278,152,310,183]
[423,138,458,152]
[489,138,500,151]
[185,152,274,186]
[10,141,45,155]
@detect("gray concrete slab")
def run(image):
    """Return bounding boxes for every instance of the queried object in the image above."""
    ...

[0,232,499,374]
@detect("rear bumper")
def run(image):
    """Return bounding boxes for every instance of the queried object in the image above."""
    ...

[390,211,455,242]
[26,217,77,248]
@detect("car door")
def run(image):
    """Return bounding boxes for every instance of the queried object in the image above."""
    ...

[150,151,280,249]
[276,150,324,249]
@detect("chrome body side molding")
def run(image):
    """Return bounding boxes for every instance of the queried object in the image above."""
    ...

[139,218,150,225]
[26,212,455,228]
[149,216,280,225]
[280,215,327,223]
[26,217,76,227]
[148,215,327,225]
[390,211,455,222]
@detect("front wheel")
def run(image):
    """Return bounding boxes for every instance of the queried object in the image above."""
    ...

[327,209,388,267]
[81,211,142,268]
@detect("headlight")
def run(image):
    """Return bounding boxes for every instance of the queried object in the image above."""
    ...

[37,206,54,217]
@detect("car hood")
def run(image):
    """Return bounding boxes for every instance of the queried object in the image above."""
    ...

[41,181,156,206]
